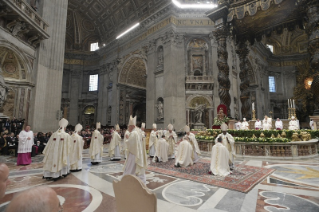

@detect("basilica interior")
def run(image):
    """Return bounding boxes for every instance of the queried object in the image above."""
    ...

[0,0,319,212]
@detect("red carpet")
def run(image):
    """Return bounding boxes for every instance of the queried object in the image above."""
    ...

[148,159,274,193]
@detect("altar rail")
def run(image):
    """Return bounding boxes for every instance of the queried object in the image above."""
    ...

[197,139,319,160]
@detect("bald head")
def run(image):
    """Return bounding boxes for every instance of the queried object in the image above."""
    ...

[0,163,10,199]
[6,186,60,212]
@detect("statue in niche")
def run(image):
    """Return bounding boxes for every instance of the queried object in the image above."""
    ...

[194,104,206,123]
[0,67,8,110]
[156,100,164,120]
[157,47,163,65]
[213,104,230,127]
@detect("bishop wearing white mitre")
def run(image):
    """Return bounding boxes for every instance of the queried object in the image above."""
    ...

[215,123,235,170]
[90,122,104,165]
[263,115,272,130]
[109,124,122,161]
[154,134,169,163]
[165,124,177,159]
[210,136,231,177]
[310,119,314,130]
[175,136,193,167]
[289,116,300,130]
[43,118,71,179]
[185,125,201,163]
[254,119,262,130]
[240,118,249,130]
[70,124,84,172]
[123,116,146,184]
[149,123,158,157]
[139,123,148,169]
[275,118,283,130]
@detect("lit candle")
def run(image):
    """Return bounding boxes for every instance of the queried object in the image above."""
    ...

[288,99,290,108]
[293,99,295,108]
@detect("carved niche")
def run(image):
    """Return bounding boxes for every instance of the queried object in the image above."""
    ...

[187,38,209,76]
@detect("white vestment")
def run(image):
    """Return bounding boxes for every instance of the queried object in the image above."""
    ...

[215,133,235,164]
[310,121,314,130]
[289,120,300,130]
[165,131,177,158]
[262,118,272,130]
[210,142,230,177]
[123,130,130,158]
[175,139,193,167]
[275,121,283,130]
[154,138,169,162]
[240,121,249,130]
[235,122,241,130]
[188,132,201,163]
[123,128,146,184]
[89,130,103,162]
[149,130,158,157]
[17,130,34,153]
[254,121,262,129]
[70,132,84,170]
[109,131,122,160]
[43,129,71,178]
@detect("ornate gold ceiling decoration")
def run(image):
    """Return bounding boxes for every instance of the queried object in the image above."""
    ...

[119,57,146,89]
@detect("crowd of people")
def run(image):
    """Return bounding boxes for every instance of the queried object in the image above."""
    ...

[233,115,313,131]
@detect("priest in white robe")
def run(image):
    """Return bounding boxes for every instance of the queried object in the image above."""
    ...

[215,123,235,170]
[210,137,231,177]
[154,134,169,163]
[262,116,272,130]
[289,116,300,130]
[240,118,249,130]
[70,124,84,172]
[149,123,158,158]
[175,136,193,167]
[43,118,71,179]
[275,118,283,130]
[185,126,201,163]
[123,116,146,184]
[254,119,262,130]
[140,123,148,169]
[310,119,314,130]
[17,125,34,166]
[122,130,130,159]
[89,122,104,165]
[109,124,122,161]
[235,120,241,130]
[165,124,177,159]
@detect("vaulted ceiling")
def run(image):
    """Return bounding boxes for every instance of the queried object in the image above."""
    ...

[67,0,170,49]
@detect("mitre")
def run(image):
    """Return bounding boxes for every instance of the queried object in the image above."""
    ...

[152,123,157,129]
[128,115,137,126]
[115,124,120,131]
[59,118,68,128]
[168,124,173,130]
[141,123,145,129]
[221,123,228,131]
[184,125,190,133]
[96,122,101,129]
[75,124,83,132]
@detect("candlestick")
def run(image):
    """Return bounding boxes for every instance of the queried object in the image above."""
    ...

[293,99,295,108]
[252,110,256,121]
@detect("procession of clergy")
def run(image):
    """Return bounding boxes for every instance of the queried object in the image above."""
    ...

[35,114,237,182]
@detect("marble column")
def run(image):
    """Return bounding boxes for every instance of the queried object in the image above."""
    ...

[69,70,81,125]
[29,0,68,132]
[236,42,251,119]
[306,0,319,115]
[162,32,186,131]
[146,40,156,129]
[101,70,109,125]
[213,23,231,115]
[97,65,108,124]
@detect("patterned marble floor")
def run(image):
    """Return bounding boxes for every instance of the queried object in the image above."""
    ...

[1,147,319,212]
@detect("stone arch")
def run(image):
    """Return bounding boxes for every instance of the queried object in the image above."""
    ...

[118,55,147,89]
[0,40,33,82]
